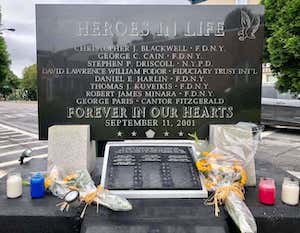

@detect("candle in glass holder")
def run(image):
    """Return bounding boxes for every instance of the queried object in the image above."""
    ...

[6,172,22,198]
[30,173,45,199]
[281,177,299,205]
[259,177,276,205]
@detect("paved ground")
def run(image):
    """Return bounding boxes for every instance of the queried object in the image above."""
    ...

[0,124,47,168]
[0,101,46,171]
[258,127,300,176]
[0,101,38,134]
[0,101,299,178]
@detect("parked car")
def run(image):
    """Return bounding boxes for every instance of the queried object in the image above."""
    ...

[261,84,300,127]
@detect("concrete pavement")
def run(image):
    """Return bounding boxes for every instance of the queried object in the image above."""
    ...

[0,101,38,134]
[258,127,300,176]
[0,123,47,168]
[0,101,46,169]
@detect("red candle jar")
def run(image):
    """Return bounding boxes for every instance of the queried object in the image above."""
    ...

[259,177,276,205]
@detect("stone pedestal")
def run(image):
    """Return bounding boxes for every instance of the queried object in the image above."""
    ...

[209,124,257,186]
[48,125,96,173]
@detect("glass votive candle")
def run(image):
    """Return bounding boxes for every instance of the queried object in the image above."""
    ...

[6,172,23,198]
[259,177,276,205]
[281,177,299,206]
[30,173,45,199]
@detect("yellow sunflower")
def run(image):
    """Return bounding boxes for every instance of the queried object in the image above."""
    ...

[196,159,212,173]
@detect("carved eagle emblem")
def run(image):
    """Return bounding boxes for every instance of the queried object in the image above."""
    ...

[238,10,260,41]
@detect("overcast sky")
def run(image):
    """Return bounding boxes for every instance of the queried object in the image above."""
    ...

[1,0,190,78]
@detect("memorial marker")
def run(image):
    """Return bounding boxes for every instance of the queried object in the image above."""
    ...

[101,141,208,198]
[37,5,264,141]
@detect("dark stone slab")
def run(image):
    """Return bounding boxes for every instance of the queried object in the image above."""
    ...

[36,5,264,140]
[0,156,299,233]
[0,159,83,233]
[81,197,233,233]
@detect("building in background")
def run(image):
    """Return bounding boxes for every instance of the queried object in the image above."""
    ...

[262,63,277,84]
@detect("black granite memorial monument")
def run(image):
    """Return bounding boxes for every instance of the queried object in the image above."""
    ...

[36,5,264,140]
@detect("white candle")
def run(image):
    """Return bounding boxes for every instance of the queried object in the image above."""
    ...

[6,172,22,198]
[281,177,299,205]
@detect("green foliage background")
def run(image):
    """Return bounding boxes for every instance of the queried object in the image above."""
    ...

[262,0,300,94]
[22,64,37,100]
[0,36,11,84]
[0,70,20,97]
[0,36,37,100]
[0,36,20,98]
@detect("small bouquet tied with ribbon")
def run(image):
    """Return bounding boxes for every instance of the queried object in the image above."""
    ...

[191,123,261,233]
[45,166,132,218]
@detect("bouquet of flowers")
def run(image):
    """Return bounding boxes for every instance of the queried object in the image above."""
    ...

[190,123,261,233]
[45,166,132,217]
